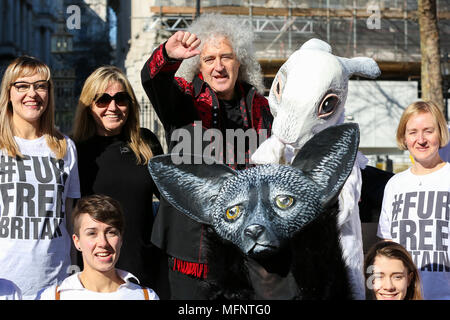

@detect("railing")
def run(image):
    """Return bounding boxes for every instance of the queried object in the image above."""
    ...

[139,98,168,152]
[55,107,75,135]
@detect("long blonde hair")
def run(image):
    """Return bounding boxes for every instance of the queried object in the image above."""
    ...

[0,56,67,159]
[72,66,153,164]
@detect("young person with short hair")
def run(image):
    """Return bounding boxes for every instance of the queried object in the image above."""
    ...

[38,194,159,300]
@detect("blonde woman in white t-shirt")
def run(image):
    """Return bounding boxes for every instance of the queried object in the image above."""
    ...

[0,56,80,299]
[38,194,159,300]
[377,101,450,299]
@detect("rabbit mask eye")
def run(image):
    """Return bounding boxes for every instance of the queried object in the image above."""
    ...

[318,93,340,119]
[273,73,284,104]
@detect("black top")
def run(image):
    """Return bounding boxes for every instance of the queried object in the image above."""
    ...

[76,128,164,288]
[219,95,244,130]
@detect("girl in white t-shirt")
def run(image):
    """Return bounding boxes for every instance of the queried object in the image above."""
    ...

[38,194,158,300]
[0,56,80,299]
[377,100,450,300]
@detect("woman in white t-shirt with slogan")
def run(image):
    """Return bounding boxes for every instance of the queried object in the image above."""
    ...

[38,194,158,300]
[0,56,80,299]
[377,100,450,300]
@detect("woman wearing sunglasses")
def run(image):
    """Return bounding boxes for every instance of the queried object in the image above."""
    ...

[72,66,166,297]
[0,56,80,299]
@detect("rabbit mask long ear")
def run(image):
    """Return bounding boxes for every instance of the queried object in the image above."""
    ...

[301,39,380,79]
[338,56,381,79]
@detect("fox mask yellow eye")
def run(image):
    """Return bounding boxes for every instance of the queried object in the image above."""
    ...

[275,195,294,209]
[226,206,242,221]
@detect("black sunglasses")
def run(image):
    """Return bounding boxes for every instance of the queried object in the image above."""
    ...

[94,92,130,107]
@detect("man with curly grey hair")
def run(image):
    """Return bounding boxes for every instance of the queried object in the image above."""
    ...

[141,13,273,299]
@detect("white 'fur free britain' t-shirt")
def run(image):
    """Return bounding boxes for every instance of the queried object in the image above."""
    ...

[378,163,450,300]
[0,135,80,299]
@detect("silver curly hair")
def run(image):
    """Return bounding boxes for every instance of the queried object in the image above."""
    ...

[175,13,265,94]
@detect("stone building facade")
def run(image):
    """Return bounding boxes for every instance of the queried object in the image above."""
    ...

[0,0,64,75]
[0,0,113,133]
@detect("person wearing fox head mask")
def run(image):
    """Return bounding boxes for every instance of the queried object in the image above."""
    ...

[141,13,273,299]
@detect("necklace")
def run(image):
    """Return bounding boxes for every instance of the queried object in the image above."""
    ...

[412,169,425,186]
[411,160,446,186]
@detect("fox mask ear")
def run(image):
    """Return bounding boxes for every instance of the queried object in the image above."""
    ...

[149,124,359,226]
[148,154,236,225]
[291,123,360,205]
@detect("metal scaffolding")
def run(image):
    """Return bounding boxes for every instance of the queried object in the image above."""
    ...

[146,0,449,76]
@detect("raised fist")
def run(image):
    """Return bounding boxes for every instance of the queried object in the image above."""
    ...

[165,31,201,60]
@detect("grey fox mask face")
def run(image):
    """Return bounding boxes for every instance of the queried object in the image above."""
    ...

[148,123,359,258]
